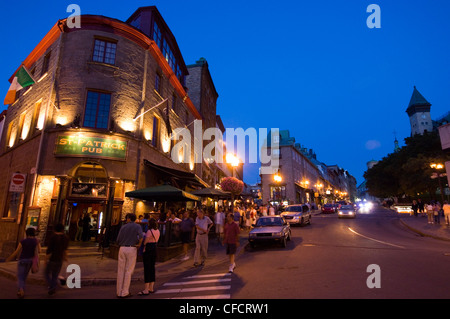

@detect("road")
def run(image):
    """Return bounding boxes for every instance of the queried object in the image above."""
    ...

[1,205,449,300]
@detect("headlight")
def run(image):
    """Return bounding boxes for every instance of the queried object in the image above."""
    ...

[273,232,283,236]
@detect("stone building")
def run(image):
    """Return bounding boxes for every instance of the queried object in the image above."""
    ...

[0,6,232,257]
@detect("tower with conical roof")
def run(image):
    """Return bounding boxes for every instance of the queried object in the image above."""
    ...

[406,86,432,136]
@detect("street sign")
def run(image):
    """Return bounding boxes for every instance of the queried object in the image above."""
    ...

[9,173,27,193]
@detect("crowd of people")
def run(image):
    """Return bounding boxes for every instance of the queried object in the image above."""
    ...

[411,199,450,225]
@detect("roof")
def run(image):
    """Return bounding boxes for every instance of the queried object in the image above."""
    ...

[406,86,431,115]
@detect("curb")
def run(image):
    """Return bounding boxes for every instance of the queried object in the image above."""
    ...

[399,219,450,242]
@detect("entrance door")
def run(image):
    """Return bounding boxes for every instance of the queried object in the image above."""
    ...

[68,202,105,241]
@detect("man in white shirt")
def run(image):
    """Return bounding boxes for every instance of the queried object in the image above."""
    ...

[193,209,213,267]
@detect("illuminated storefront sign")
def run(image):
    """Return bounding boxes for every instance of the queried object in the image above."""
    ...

[55,135,127,160]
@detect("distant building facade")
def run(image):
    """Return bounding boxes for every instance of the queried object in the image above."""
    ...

[260,130,357,206]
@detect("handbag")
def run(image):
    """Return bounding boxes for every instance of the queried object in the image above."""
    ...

[31,241,40,274]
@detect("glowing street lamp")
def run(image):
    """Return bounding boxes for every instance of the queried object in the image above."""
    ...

[274,173,282,183]
[430,162,446,203]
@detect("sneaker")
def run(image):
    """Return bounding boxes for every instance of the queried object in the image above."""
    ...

[228,263,236,273]
[180,255,189,261]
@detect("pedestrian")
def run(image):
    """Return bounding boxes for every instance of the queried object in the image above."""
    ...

[443,201,450,226]
[138,218,160,295]
[116,213,143,298]
[223,213,240,273]
[45,223,69,296]
[6,227,41,299]
[412,200,418,217]
[180,210,195,261]
[82,213,91,241]
[417,199,425,217]
[233,207,241,226]
[214,206,225,242]
[193,209,213,267]
[426,202,434,224]
[75,216,83,241]
[433,202,441,225]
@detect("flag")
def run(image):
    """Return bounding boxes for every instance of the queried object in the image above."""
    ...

[3,66,35,105]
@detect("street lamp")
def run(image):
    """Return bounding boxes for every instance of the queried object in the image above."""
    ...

[430,162,446,204]
[274,173,282,183]
[226,153,240,177]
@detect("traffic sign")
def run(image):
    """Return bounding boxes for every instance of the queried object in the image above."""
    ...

[9,173,27,193]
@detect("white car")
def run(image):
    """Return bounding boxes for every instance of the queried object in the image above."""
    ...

[280,204,312,226]
[338,205,356,218]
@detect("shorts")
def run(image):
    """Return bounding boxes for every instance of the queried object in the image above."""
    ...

[226,243,237,255]
[181,231,192,244]
[215,224,224,233]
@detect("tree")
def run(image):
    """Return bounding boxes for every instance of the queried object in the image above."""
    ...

[364,131,449,201]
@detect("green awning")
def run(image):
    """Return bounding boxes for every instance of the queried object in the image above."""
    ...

[125,184,200,202]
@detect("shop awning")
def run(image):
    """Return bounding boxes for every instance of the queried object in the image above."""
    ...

[125,184,200,202]
[144,159,209,188]
[191,187,232,199]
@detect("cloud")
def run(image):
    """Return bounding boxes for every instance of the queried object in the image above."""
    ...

[365,140,381,150]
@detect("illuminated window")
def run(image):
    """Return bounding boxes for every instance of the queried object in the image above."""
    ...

[93,39,117,65]
[83,91,111,129]
[17,113,26,141]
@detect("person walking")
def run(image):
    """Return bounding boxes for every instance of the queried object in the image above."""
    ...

[75,216,83,241]
[6,227,41,298]
[433,202,441,225]
[412,200,419,217]
[426,202,434,224]
[179,210,195,261]
[223,213,240,273]
[418,199,425,217]
[443,201,450,226]
[214,206,225,242]
[116,213,143,298]
[45,223,69,296]
[138,218,160,295]
[193,209,213,267]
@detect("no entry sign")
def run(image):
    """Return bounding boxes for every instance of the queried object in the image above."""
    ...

[9,173,27,193]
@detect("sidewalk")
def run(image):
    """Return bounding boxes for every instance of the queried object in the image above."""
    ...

[0,231,249,287]
[399,213,450,242]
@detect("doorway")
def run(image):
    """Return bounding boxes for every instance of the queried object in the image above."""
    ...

[68,201,105,242]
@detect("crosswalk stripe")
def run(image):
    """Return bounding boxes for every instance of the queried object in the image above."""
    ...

[163,278,231,286]
[184,273,231,279]
[155,285,231,294]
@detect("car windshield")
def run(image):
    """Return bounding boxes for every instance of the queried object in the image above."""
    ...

[255,217,283,227]
[341,205,354,210]
[284,205,308,213]
[324,204,333,207]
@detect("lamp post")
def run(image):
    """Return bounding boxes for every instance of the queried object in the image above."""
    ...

[430,163,446,204]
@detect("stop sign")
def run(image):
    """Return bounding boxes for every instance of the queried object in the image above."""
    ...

[9,173,27,193]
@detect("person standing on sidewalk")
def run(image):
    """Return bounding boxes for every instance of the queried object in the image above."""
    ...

[426,202,434,224]
[45,223,69,296]
[180,210,195,261]
[223,213,240,273]
[116,213,143,298]
[6,227,41,298]
[443,201,450,226]
[139,218,160,295]
[193,209,213,267]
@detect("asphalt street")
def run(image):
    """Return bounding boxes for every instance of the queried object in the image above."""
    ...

[1,205,450,300]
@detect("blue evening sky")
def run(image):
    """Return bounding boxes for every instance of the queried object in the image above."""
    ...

[1,0,449,186]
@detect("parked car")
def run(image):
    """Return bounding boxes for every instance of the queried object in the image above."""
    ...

[337,204,356,218]
[248,216,291,248]
[321,203,336,214]
[280,204,312,226]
